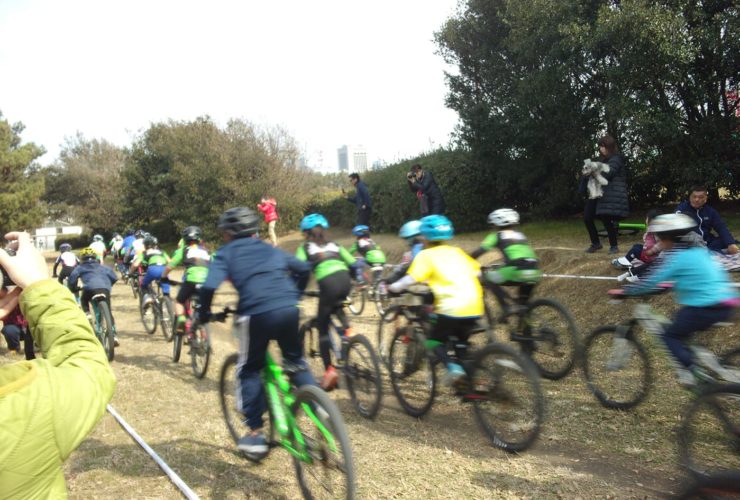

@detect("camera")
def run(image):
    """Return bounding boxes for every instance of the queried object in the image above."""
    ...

[0,248,15,288]
[406,171,415,180]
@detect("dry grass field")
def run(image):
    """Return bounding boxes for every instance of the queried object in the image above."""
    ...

[1,225,738,499]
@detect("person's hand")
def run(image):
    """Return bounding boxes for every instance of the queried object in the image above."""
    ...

[607,288,625,296]
[0,232,49,289]
[0,287,20,320]
[727,243,738,255]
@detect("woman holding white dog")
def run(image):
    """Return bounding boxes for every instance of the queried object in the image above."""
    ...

[582,134,629,254]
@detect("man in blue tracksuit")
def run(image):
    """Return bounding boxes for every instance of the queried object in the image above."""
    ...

[346,172,372,227]
[620,214,738,387]
[676,185,739,255]
[198,207,314,461]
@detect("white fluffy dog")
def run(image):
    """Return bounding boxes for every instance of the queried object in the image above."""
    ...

[582,159,610,199]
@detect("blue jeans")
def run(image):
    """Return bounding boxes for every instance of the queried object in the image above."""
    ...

[2,324,21,351]
[236,306,316,430]
[663,305,735,367]
[142,265,170,295]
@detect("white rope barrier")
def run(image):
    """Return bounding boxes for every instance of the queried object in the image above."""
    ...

[106,404,200,500]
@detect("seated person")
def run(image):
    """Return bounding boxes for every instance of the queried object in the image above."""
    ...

[676,185,738,254]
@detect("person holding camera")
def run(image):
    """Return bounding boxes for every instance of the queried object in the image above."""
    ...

[407,163,446,216]
[0,231,116,498]
[344,173,372,227]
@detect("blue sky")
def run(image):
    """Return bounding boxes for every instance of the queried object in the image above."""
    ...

[0,0,460,170]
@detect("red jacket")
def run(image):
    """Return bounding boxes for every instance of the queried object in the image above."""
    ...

[257,199,279,223]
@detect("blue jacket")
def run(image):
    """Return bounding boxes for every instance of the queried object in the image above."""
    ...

[625,246,737,307]
[199,236,311,316]
[676,201,736,248]
[347,180,372,210]
[68,260,118,292]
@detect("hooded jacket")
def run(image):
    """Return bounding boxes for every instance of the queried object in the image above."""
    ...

[0,280,116,499]
[676,200,737,248]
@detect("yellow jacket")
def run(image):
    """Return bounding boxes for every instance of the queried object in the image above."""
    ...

[0,280,116,499]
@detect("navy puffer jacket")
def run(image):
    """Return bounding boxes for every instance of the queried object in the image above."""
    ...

[596,154,629,219]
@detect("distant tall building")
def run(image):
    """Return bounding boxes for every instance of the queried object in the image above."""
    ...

[337,145,368,173]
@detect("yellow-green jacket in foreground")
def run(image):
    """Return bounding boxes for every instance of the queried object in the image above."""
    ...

[0,280,116,499]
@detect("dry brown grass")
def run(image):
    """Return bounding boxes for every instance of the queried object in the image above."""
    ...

[1,231,738,499]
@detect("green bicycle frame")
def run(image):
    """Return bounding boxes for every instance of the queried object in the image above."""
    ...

[262,352,337,462]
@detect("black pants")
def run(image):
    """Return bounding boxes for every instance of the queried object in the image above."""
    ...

[429,315,479,367]
[584,199,619,247]
[357,207,371,227]
[317,271,351,369]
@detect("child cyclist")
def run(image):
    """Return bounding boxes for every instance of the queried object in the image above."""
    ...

[52,243,79,285]
[132,235,171,302]
[67,247,119,345]
[162,226,210,332]
[295,213,356,391]
[198,207,314,460]
[90,234,107,263]
[616,213,739,386]
[388,215,484,385]
[348,225,386,285]
[470,208,541,317]
[383,220,423,285]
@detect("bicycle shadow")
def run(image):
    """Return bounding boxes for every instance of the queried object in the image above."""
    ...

[66,437,290,499]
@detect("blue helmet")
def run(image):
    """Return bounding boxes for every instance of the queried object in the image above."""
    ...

[420,215,454,241]
[300,213,329,232]
[398,220,422,239]
[352,225,370,237]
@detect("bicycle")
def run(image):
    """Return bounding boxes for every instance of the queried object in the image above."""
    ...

[582,289,739,410]
[215,307,356,499]
[128,266,142,300]
[480,268,581,380]
[169,279,211,379]
[348,263,391,316]
[300,290,383,419]
[139,279,176,341]
[88,292,115,362]
[385,292,545,452]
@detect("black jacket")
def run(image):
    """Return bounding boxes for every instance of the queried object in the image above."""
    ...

[595,154,629,219]
[408,170,446,215]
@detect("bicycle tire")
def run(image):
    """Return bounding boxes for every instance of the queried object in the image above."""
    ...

[388,325,436,418]
[220,353,241,444]
[140,298,158,335]
[343,334,383,419]
[675,470,740,499]
[130,278,140,299]
[292,384,357,500]
[582,325,652,410]
[191,321,211,379]
[469,342,544,452]
[173,331,183,363]
[301,320,325,376]
[678,383,740,480]
[376,306,404,370]
[373,282,391,317]
[347,284,365,316]
[96,300,115,362]
[160,296,175,342]
[519,298,580,380]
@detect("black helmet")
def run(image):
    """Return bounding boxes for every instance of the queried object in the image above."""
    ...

[144,235,157,249]
[218,207,260,238]
[181,226,202,243]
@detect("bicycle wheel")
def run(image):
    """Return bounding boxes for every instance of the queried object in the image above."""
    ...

[347,283,365,316]
[373,283,391,317]
[343,334,383,419]
[173,331,183,363]
[678,383,740,480]
[376,306,404,370]
[519,298,580,380]
[388,326,436,417]
[140,298,158,335]
[96,300,115,362]
[160,297,175,342]
[469,342,544,452]
[301,320,325,376]
[292,384,356,500]
[130,278,139,299]
[220,353,242,444]
[582,325,652,410]
[191,322,211,379]
[675,470,740,499]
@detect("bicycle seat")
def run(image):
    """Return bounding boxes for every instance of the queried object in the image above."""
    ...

[91,293,108,301]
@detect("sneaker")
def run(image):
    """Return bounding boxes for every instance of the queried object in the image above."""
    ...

[585,244,603,253]
[608,246,620,255]
[444,362,466,387]
[237,431,268,460]
[114,335,120,347]
[320,365,339,392]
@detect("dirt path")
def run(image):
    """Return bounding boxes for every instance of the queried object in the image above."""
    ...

[4,240,735,498]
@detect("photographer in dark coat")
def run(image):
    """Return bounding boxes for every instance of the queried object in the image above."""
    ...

[583,135,629,254]
[407,163,446,216]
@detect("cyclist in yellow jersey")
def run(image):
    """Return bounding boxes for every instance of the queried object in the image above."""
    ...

[388,215,484,385]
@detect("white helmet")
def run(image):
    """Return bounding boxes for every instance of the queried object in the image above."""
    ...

[93,234,104,242]
[487,208,520,227]
[648,213,697,239]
